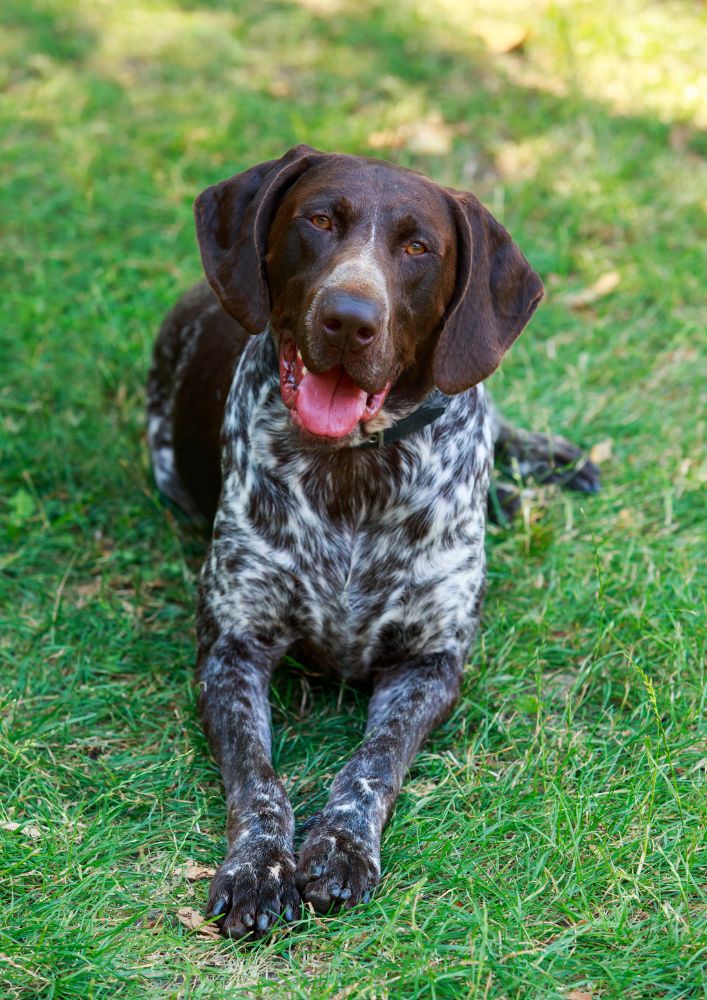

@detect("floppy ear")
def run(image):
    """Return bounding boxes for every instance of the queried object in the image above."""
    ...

[433,192,544,395]
[193,144,323,333]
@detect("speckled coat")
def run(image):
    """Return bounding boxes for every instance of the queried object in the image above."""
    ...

[189,329,491,935]
[198,332,490,678]
[147,147,598,938]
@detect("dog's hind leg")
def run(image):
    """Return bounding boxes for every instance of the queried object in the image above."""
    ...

[489,402,601,498]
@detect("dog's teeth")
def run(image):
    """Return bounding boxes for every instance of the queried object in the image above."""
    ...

[301,365,308,375]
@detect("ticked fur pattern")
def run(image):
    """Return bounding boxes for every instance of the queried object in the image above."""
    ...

[199,331,490,671]
[195,330,490,933]
[148,148,600,939]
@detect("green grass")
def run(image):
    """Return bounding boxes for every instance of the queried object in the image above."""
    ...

[1,0,705,996]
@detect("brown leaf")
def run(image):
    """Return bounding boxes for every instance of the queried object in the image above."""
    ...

[176,906,221,938]
[141,911,164,933]
[293,0,346,14]
[405,117,454,155]
[367,128,402,150]
[1,821,41,840]
[73,578,102,609]
[474,19,528,54]
[305,900,326,927]
[565,271,620,309]
[617,508,636,529]
[669,125,691,152]
[589,438,613,464]
[269,79,292,99]
[368,114,454,155]
[182,861,217,882]
[567,991,593,1000]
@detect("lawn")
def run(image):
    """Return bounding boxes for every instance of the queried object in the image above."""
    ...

[1,0,705,996]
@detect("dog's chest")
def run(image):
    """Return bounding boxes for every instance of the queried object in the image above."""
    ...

[200,339,492,676]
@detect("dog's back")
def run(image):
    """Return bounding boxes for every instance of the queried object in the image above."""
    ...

[147,281,248,522]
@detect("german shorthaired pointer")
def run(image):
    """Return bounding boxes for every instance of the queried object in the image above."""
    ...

[147,145,599,938]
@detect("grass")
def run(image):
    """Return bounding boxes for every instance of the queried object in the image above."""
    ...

[1,0,705,996]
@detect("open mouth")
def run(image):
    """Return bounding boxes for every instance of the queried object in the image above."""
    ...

[279,336,391,439]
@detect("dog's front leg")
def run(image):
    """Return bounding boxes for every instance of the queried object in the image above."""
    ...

[198,633,299,938]
[296,652,463,912]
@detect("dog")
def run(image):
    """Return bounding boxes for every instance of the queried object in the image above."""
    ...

[147,145,599,938]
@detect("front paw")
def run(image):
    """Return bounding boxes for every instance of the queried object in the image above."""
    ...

[295,824,379,913]
[206,840,300,939]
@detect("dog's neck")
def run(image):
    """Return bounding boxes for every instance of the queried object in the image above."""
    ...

[358,390,450,450]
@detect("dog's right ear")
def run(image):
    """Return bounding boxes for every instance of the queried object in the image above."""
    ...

[194,145,323,333]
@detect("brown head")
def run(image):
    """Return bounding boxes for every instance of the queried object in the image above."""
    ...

[194,144,543,443]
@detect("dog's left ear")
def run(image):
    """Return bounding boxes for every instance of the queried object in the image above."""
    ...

[433,192,544,395]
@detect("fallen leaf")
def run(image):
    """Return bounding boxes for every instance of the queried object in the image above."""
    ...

[565,271,620,309]
[406,779,437,797]
[73,578,102,608]
[305,900,326,927]
[368,114,454,155]
[473,19,528,54]
[141,911,164,933]
[293,0,346,14]
[182,861,217,882]
[0,821,41,840]
[367,128,400,150]
[567,991,593,1000]
[496,140,540,181]
[332,986,360,999]
[176,906,221,938]
[268,79,292,99]
[589,438,613,464]
[405,117,453,155]
[669,125,691,152]
[617,507,636,529]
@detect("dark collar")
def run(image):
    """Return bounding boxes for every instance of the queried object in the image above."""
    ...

[358,389,450,449]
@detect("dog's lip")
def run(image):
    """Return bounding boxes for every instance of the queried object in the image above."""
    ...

[279,335,392,439]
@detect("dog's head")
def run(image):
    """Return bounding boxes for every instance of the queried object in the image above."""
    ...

[194,144,543,443]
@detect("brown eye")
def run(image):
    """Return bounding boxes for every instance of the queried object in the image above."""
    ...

[405,240,427,255]
[311,215,332,230]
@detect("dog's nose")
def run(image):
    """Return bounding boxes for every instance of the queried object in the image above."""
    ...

[319,292,382,349]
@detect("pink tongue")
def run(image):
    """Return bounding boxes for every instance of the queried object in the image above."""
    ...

[296,367,368,438]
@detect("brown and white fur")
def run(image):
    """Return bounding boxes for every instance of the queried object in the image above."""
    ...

[146,146,599,938]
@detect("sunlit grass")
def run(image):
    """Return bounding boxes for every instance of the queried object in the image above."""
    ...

[1,0,705,996]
